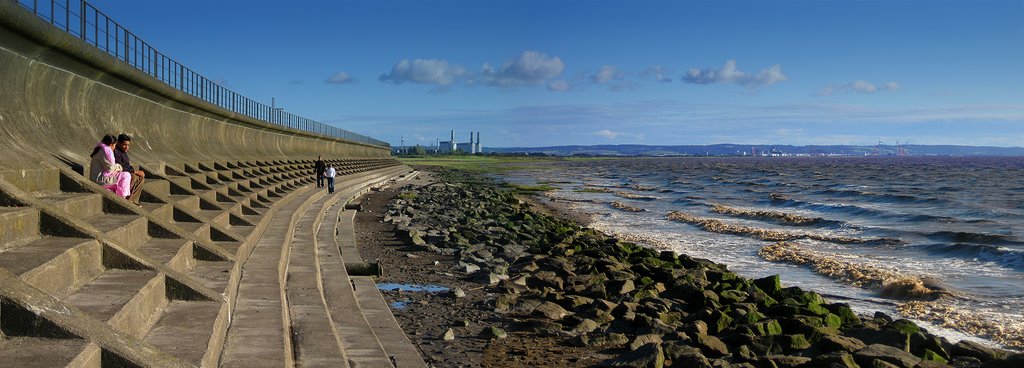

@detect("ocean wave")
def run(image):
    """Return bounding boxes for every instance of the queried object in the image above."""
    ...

[897,301,1024,349]
[610,201,646,212]
[816,188,939,204]
[758,242,951,301]
[924,231,1022,246]
[614,191,658,201]
[575,186,613,193]
[918,243,1024,271]
[667,211,899,245]
[710,204,825,226]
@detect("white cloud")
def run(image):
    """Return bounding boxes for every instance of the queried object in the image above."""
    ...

[817,80,901,96]
[325,72,354,84]
[640,65,672,82]
[480,51,565,86]
[379,59,468,85]
[590,65,624,83]
[592,129,644,140]
[547,80,572,92]
[682,60,788,87]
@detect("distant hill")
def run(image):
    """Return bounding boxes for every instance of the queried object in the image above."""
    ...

[483,144,1024,157]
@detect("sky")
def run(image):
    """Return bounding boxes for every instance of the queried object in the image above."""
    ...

[81,0,1024,148]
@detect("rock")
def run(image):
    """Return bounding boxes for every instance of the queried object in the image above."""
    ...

[916,361,952,368]
[524,319,563,334]
[751,319,783,336]
[922,349,948,364]
[533,301,572,320]
[450,287,466,298]
[685,320,709,336]
[760,355,812,368]
[630,334,664,351]
[981,353,1024,368]
[951,340,1002,361]
[734,345,757,362]
[456,262,480,273]
[817,334,867,353]
[599,342,664,368]
[754,274,783,296]
[705,310,734,334]
[887,319,920,336]
[442,328,455,341]
[663,342,712,368]
[826,303,863,327]
[811,351,859,368]
[776,334,811,352]
[483,326,507,339]
[473,271,504,284]
[586,333,630,348]
[855,344,922,368]
[569,318,601,335]
[846,327,910,351]
[494,294,517,313]
[609,279,636,295]
[695,334,730,357]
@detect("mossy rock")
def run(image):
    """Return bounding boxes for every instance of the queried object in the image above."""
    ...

[805,302,830,316]
[752,320,784,336]
[707,310,735,334]
[825,303,862,327]
[778,334,812,351]
[888,319,920,336]
[922,349,948,363]
[743,310,766,324]
[753,274,782,296]
[824,313,843,329]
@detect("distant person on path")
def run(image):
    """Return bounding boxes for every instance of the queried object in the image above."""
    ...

[314,155,326,188]
[114,134,145,205]
[89,134,131,198]
[325,164,336,193]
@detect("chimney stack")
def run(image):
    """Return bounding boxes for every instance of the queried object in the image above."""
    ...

[475,132,481,154]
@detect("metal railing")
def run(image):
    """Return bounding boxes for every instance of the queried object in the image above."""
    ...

[16,0,389,148]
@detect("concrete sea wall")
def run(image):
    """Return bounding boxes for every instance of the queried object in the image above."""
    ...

[0,1,387,177]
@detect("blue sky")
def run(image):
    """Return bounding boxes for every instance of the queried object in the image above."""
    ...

[84,0,1023,147]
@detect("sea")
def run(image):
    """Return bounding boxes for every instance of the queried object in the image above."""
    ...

[499,156,1024,350]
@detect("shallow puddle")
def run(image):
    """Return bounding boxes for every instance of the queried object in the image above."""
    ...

[376,282,450,293]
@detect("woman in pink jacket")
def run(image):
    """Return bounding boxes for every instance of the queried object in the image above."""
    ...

[89,134,132,198]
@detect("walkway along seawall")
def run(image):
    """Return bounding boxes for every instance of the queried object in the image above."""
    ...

[0,1,417,367]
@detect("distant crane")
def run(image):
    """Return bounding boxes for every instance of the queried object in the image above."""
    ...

[897,139,911,156]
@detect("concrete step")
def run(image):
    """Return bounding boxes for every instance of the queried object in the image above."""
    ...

[0,337,89,368]
[36,193,102,220]
[139,202,173,223]
[136,238,191,268]
[352,276,428,368]
[187,260,231,293]
[141,179,170,197]
[0,207,40,249]
[142,300,220,366]
[0,236,102,298]
[62,269,160,328]
[87,214,148,250]
[196,209,229,228]
[175,221,210,241]
[168,194,199,213]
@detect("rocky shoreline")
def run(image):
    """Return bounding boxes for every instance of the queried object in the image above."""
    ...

[367,167,1021,368]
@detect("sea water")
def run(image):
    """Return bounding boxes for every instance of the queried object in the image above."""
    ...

[500,156,1024,349]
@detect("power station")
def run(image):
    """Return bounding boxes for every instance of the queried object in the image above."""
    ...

[437,130,483,154]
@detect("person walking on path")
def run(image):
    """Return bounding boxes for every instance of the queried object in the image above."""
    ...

[314,155,326,188]
[114,134,145,205]
[89,134,132,198]
[325,164,336,193]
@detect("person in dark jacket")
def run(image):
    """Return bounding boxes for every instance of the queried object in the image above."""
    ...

[314,155,326,188]
[114,134,145,205]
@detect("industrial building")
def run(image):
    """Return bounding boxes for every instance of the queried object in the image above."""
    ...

[437,130,482,154]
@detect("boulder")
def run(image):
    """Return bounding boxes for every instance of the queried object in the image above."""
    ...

[483,326,507,339]
[630,334,665,351]
[854,344,922,368]
[811,352,859,368]
[759,355,812,368]
[817,334,867,353]
[695,334,730,357]
[599,342,664,368]
[569,318,601,335]
[950,340,1002,361]
[662,342,711,368]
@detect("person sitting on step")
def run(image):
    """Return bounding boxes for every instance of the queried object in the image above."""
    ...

[89,134,132,198]
[114,134,145,205]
